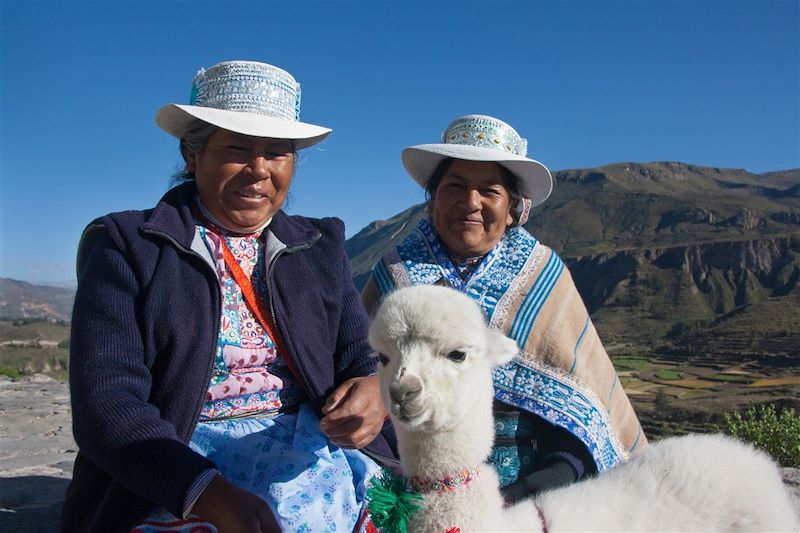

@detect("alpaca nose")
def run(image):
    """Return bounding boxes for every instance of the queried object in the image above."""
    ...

[389,375,423,404]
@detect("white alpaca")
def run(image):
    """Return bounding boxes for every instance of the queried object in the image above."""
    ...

[368,285,799,533]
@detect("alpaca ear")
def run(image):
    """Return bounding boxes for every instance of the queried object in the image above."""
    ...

[486,328,519,367]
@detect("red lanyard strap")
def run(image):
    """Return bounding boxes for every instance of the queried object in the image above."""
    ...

[217,235,303,385]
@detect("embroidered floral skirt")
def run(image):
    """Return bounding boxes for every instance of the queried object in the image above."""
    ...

[131,403,380,532]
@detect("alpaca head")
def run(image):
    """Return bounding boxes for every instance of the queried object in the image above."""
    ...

[369,285,519,434]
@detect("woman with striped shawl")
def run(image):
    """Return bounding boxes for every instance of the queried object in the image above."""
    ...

[362,114,647,504]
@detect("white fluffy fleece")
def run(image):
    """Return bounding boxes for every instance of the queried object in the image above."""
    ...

[369,285,799,532]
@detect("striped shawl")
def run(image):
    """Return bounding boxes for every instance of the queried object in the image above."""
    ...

[362,218,647,472]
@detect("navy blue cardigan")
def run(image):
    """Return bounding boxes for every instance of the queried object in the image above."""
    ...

[61,183,397,532]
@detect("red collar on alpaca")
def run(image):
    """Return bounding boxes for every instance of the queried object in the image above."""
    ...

[409,467,548,533]
[409,466,480,493]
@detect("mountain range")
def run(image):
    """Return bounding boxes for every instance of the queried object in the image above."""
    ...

[346,161,800,365]
[2,161,799,367]
[0,278,75,322]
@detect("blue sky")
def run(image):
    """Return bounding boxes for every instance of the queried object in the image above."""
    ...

[1,0,798,284]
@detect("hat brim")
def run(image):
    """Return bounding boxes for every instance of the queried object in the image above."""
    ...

[155,104,331,150]
[402,143,553,207]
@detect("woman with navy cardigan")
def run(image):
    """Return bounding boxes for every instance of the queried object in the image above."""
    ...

[62,60,396,533]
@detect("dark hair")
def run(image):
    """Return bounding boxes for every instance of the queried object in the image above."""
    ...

[170,121,219,186]
[424,157,522,226]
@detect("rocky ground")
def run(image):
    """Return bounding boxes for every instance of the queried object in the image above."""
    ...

[0,375,74,532]
[0,376,798,532]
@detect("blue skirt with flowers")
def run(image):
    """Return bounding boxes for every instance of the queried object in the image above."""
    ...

[131,403,379,532]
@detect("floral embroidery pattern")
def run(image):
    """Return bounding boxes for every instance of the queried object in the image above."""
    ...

[198,225,306,420]
[136,405,380,532]
[493,359,624,471]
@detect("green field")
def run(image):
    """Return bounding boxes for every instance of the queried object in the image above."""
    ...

[610,352,800,438]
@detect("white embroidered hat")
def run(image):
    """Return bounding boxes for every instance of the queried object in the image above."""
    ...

[402,115,553,221]
[156,60,331,149]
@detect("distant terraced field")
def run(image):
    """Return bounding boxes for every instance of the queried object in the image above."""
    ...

[613,353,799,438]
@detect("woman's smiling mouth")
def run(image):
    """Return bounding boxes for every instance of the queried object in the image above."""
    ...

[236,190,268,200]
[454,217,483,226]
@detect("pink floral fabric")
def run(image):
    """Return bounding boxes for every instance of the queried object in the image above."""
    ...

[197,224,305,420]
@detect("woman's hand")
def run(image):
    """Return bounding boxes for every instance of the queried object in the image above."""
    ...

[319,375,388,449]
[192,475,280,533]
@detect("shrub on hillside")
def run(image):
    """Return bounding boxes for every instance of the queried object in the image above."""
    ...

[723,404,800,468]
[0,366,19,379]
[667,318,712,339]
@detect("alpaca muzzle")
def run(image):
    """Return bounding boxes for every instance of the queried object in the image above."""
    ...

[389,374,426,421]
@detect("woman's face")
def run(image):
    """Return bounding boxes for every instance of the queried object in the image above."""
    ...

[430,159,515,258]
[187,129,294,232]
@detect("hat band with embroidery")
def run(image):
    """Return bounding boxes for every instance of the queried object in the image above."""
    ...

[442,115,528,156]
[190,61,301,122]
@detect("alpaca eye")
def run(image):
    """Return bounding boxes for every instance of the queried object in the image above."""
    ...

[446,350,466,362]
[378,353,390,366]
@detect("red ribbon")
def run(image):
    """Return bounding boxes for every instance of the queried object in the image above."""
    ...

[217,234,304,386]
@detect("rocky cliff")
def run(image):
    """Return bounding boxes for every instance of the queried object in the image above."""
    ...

[346,162,800,365]
[566,236,799,364]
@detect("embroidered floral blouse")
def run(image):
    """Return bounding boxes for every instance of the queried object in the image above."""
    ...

[196,222,306,420]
